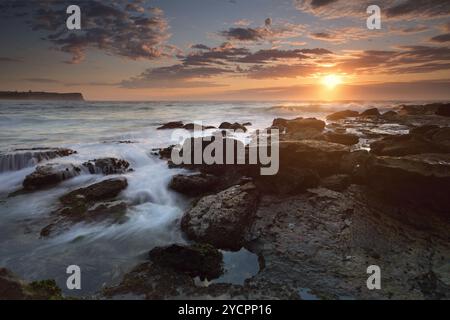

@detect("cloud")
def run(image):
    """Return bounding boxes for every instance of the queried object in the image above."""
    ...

[3,0,170,64]
[430,33,450,43]
[122,43,332,87]
[334,46,450,75]
[295,0,450,20]
[0,57,23,63]
[219,19,304,42]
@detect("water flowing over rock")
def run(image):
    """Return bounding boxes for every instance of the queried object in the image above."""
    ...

[40,178,128,237]
[82,158,131,175]
[22,158,131,191]
[181,182,259,250]
[0,148,76,173]
[23,163,82,190]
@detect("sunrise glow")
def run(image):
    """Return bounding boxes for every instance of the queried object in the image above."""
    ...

[321,74,343,90]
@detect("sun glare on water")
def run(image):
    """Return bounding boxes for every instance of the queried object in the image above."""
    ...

[322,74,342,89]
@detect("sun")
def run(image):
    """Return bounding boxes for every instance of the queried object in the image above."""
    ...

[321,74,342,89]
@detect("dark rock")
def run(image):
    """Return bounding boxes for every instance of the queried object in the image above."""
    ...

[272,117,325,137]
[340,150,372,183]
[326,110,359,121]
[40,178,128,237]
[82,158,131,175]
[277,140,350,176]
[60,177,128,205]
[254,167,319,195]
[366,153,450,212]
[219,122,247,132]
[436,104,450,117]
[243,122,252,126]
[324,132,359,146]
[157,121,184,130]
[181,183,259,250]
[359,108,380,117]
[153,145,175,159]
[320,174,351,192]
[148,243,223,280]
[381,110,398,119]
[370,134,446,156]
[169,173,220,196]
[23,163,81,190]
[0,147,76,173]
[0,268,62,300]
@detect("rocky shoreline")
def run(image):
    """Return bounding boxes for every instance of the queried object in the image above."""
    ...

[1,102,449,300]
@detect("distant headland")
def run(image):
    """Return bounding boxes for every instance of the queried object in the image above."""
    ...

[0,91,84,101]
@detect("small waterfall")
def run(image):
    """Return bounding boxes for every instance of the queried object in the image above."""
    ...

[0,148,75,173]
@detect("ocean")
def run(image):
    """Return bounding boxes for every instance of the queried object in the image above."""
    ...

[0,100,416,296]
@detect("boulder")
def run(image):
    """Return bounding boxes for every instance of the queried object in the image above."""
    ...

[370,134,447,156]
[40,178,128,237]
[436,104,450,117]
[0,147,76,173]
[148,244,223,280]
[326,110,359,121]
[254,167,319,195]
[366,154,450,212]
[219,122,247,132]
[169,173,220,196]
[60,177,128,205]
[272,117,325,136]
[181,183,259,250]
[23,163,81,190]
[380,110,398,120]
[359,108,380,117]
[157,121,184,130]
[324,132,359,146]
[82,158,131,175]
[277,140,350,176]
[320,174,351,192]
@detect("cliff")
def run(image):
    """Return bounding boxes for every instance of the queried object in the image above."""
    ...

[0,91,84,101]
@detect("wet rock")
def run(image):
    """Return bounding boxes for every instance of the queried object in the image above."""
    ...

[366,153,450,212]
[254,167,319,195]
[243,122,252,126]
[40,178,128,237]
[340,150,372,183]
[219,122,247,132]
[326,110,359,121]
[280,117,326,134]
[0,147,76,173]
[381,110,398,120]
[370,134,446,156]
[148,243,223,280]
[23,163,81,190]
[157,121,184,130]
[153,145,175,159]
[359,108,380,117]
[324,132,359,146]
[181,183,259,250]
[60,177,128,205]
[0,268,62,300]
[320,174,351,192]
[436,104,450,117]
[169,173,220,196]
[399,103,449,116]
[278,140,349,176]
[82,158,131,175]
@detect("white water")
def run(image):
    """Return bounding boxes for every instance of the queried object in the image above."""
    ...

[0,100,408,295]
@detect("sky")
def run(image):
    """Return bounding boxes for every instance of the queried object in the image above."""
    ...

[0,0,449,101]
